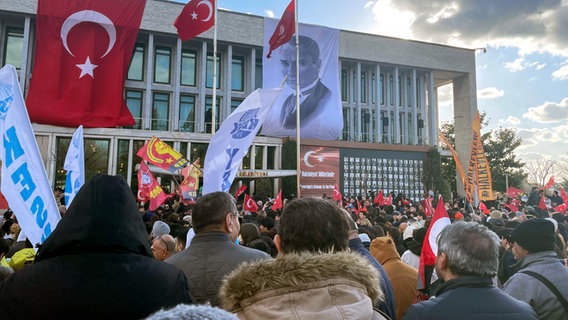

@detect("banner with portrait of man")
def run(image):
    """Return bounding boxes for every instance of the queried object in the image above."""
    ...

[261,19,342,140]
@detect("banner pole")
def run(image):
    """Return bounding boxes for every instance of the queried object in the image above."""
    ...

[211,1,218,135]
[294,0,300,198]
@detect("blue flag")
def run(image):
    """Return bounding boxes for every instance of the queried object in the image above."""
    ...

[64,125,85,207]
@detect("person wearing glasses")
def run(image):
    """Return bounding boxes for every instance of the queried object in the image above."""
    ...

[166,192,270,307]
[152,234,176,261]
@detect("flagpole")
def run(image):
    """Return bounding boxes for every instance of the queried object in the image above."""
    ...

[211,1,218,135]
[294,0,301,198]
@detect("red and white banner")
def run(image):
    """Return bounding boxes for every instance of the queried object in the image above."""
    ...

[26,0,145,128]
[137,161,167,211]
[243,194,258,213]
[272,190,283,210]
[298,146,340,198]
[0,65,61,246]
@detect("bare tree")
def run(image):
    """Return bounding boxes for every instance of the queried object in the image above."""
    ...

[524,160,555,187]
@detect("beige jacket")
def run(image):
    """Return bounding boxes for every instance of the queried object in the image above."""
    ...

[221,251,387,320]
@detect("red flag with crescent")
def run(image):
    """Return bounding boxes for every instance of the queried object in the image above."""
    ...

[26,0,145,128]
[333,184,342,202]
[543,176,555,190]
[243,194,258,213]
[174,0,215,41]
[266,0,295,58]
[137,161,167,211]
[374,190,385,206]
[137,136,189,172]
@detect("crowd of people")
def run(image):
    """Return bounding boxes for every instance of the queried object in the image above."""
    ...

[0,174,567,319]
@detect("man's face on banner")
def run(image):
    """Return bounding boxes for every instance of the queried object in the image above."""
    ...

[279,42,321,89]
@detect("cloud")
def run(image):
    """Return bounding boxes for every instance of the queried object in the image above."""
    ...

[264,9,275,18]
[477,87,504,99]
[365,0,568,57]
[497,116,521,126]
[523,98,568,123]
[504,58,547,72]
[552,62,568,80]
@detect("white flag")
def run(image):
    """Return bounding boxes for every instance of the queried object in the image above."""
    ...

[0,65,60,246]
[202,88,281,194]
[64,125,85,207]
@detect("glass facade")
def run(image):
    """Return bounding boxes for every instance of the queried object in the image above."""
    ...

[179,94,195,132]
[154,46,171,84]
[152,92,170,131]
[3,27,23,69]
[231,56,244,91]
[125,90,143,129]
[127,43,145,81]
[181,49,197,86]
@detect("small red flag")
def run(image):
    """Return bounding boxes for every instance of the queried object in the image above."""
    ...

[423,196,434,217]
[333,184,342,202]
[538,193,548,210]
[272,190,283,210]
[384,194,393,206]
[560,187,568,204]
[543,176,555,190]
[235,185,248,198]
[137,161,167,211]
[266,0,295,58]
[479,201,490,215]
[418,196,450,291]
[179,160,201,202]
[374,190,385,206]
[174,0,215,41]
[26,0,145,128]
[555,203,567,213]
[137,136,189,172]
[243,194,259,213]
[506,187,524,198]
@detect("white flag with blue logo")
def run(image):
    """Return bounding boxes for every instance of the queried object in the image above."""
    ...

[202,88,281,194]
[0,65,60,246]
[64,125,85,207]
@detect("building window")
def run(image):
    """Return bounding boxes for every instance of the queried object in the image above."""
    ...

[267,146,276,170]
[406,77,412,108]
[398,75,403,106]
[361,71,367,104]
[181,49,197,86]
[55,137,110,190]
[254,145,264,170]
[116,139,130,180]
[371,73,377,104]
[242,146,252,169]
[342,108,350,141]
[152,92,170,131]
[231,99,243,114]
[341,68,348,102]
[255,56,263,89]
[231,55,245,91]
[191,143,209,163]
[125,90,143,129]
[408,116,414,144]
[179,94,195,132]
[380,73,385,105]
[127,43,145,81]
[3,27,24,69]
[388,74,394,106]
[205,96,221,133]
[206,53,221,89]
[352,71,357,102]
[154,46,171,84]
[362,109,370,142]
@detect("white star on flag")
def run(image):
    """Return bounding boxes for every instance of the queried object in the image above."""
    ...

[191,11,198,19]
[76,56,98,79]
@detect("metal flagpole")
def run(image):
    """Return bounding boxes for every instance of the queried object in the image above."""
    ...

[294,0,301,198]
[211,1,218,135]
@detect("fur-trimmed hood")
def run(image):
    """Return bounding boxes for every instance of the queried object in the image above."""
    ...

[221,251,382,314]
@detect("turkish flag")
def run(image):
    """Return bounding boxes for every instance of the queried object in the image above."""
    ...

[423,195,434,217]
[26,0,145,128]
[243,194,258,213]
[555,203,567,213]
[506,187,524,198]
[333,184,342,202]
[538,194,548,211]
[174,0,215,41]
[543,176,555,190]
[373,190,385,206]
[384,194,393,206]
[137,161,167,211]
[479,201,490,215]
[266,0,295,58]
[418,196,450,292]
[272,190,283,210]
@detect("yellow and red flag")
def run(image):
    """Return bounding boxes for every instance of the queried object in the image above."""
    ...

[137,161,167,211]
[137,136,188,172]
[179,160,201,202]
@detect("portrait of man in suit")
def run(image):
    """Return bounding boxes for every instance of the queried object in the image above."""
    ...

[261,25,342,140]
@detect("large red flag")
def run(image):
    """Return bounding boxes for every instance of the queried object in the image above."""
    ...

[506,187,524,198]
[174,0,215,41]
[26,0,144,128]
[266,0,295,58]
[138,161,167,211]
[417,196,451,293]
[137,136,189,172]
[333,184,342,202]
[272,190,283,210]
[243,194,259,213]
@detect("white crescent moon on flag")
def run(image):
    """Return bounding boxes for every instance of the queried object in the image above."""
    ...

[246,197,256,208]
[304,151,316,168]
[197,0,213,22]
[278,24,285,36]
[61,10,117,58]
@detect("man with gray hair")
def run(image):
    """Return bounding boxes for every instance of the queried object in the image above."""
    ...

[403,221,537,320]
[166,192,269,307]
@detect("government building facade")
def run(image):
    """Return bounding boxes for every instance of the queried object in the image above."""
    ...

[0,0,477,200]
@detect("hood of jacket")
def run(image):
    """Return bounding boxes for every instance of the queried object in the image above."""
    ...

[36,174,152,262]
[370,236,400,265]
[221,251,381,313]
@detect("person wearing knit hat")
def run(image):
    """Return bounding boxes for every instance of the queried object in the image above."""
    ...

[146,304,238,320]
[503,219,568,319]
[151,221,171,240]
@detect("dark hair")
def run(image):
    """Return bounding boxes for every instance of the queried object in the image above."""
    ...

[278,198,349,254]
[192,192,236,233]
[287,35,320,61]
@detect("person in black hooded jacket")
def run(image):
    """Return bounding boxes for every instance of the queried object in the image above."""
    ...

[0,174,192,319]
